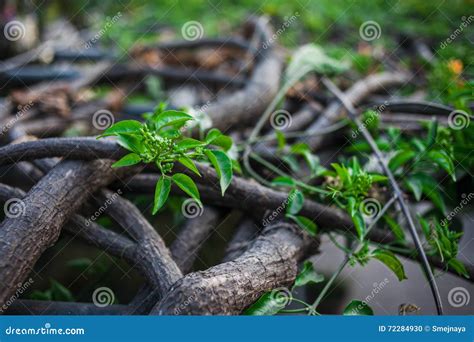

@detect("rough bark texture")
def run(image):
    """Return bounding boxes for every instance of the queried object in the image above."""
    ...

[98,190,183,294]
[152,223,316,315]
[0,159,119,306]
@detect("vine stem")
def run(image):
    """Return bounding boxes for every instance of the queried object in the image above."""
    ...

[310,195,397,311]
[321,76,444,315]
[242,67,311,183]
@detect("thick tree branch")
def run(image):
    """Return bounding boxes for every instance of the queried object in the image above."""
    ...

[152,222,316,315]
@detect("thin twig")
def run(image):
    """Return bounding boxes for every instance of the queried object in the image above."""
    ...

[321,76,444,315]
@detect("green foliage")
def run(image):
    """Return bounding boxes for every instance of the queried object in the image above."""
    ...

[418,216,468,278]
[372,249,407,281]
[29,279,75,302]
[326,158,386,240]
[285,44,349,81]
[294,261,324,287]
[98,105,234,214]
[244,291,287,316]
[343,300,374,315]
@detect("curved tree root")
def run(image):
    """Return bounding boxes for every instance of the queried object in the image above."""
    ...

[152,222,317,315]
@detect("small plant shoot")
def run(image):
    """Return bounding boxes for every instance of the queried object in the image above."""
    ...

[98,105,234,214]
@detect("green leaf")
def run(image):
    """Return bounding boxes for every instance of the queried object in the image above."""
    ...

[276,131,286,151]
[427,150,456,181]
[285,44,348,80]
[204,150,233,196]
[178,156,201,176]
[405,176,423,201]
[112,153,142,168]
[351,211,366,241]
[343,300,374,315]
[282,155,300,172]
[286,214,317,236]
[50,279,75,302]
[176,138,205,151]
[346,197,357,217]
[244,291,288,315]
[412,174,447,213]
[372,249,407,281]
[331,163,350,186]
[232,159,242,174]
[271,176,296,187]
[294,261,324,287]
[205,128,222,143]
[171,173,201,205]
[205,129,232,151]
[116,133,144,154]
[383,215,405,241]
[152,110,193,131]
[153,177,171,214]
[448,259,469,279]
[388,150,416,172]
[426,119,438,147]
[98,120,142,137]
[286,189,304,215]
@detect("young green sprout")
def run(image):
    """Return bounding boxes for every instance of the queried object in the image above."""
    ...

[98,106,234,214]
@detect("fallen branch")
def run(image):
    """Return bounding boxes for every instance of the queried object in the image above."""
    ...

[152,222,316,315]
